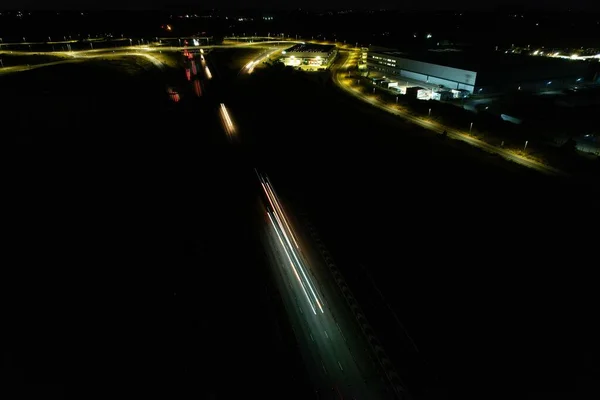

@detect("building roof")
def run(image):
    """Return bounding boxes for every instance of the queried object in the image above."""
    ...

[286,43,336,54]
[372,48,591,85]
[376,48,587,74]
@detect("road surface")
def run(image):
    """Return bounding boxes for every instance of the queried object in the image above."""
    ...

[257,171,395,400]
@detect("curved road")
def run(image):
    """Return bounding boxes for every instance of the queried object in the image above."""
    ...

[332,51,567,177]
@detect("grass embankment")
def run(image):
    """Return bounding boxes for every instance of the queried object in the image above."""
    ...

[0,55,181,145]
[0,52,67,67]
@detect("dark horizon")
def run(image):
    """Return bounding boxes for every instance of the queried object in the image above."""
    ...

[2,1,600,12]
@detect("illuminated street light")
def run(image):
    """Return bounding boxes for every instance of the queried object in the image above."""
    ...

[469,122,473,134]
[524,140,528,151]
[429,108,431,117]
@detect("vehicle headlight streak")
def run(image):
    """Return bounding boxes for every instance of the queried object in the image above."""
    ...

[268,211,317,315]
[264,180,299,249]
[219,103,236,138]
[260,173,324,314]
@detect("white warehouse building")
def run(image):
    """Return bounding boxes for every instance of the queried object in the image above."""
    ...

[367,49,592,95]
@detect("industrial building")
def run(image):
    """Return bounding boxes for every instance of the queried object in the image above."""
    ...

[367,48,591,96]
[280,43,338,70]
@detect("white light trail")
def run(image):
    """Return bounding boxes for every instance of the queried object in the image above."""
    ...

[259,173,324,314]
[272,209,324,313]
[264,181,299,249]
[268,211,317,315]
[261,182,278,212]
[205,65,212,79]
[219,103,236,138]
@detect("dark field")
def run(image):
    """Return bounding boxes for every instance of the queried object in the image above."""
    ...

[213,54,599,400]
[6,49,598,400]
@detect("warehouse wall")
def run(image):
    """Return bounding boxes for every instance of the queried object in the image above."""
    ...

[368,52,478,90]
[392,57,478,86]
[427,76,460,89]
[400,70,428,82]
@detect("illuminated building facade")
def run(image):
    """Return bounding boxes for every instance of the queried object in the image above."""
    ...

[281,43,338,70]
[367,49,591,95]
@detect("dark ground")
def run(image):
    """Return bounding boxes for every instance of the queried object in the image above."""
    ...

[214,52,599,400]
[5,49,599,400]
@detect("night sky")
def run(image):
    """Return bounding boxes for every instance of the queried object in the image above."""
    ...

[2,0,600,11]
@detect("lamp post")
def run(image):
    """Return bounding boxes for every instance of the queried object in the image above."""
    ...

[524,140,528,151]
[469,122,473,134]
[429,108,431,117]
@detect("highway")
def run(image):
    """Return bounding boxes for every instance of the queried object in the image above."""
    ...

[332,51,568,177]
[257,170,394,400]
[0,42,289,76]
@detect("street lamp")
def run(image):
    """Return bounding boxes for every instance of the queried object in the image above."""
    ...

[428,108,431,117]
[469,122,473,133]
[396,96,398,103]
[524,140,528,151]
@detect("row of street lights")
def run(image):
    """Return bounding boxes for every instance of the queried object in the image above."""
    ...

[368,85,531,152]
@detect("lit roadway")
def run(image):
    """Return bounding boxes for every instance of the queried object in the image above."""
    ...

[0,42,293,75]
[332,51,568,177]
[257,171,393,400]
[239,47,285,74]
[0,47,167,74]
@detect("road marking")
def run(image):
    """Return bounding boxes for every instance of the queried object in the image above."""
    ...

[310,333,314,342]
[324,330,329,339]
[338,361,344,371]
[336,323,346,341]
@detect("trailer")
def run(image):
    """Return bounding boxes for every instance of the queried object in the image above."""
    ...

[432,90,453,101]
[407,86,432,100]
[380,81,398,89]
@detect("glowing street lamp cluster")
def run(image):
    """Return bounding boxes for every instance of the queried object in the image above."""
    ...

[258,171,325,315]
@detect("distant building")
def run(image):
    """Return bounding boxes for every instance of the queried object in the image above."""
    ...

[358,47,368,70]
[367,48,591,95]
[280,43,338,70]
